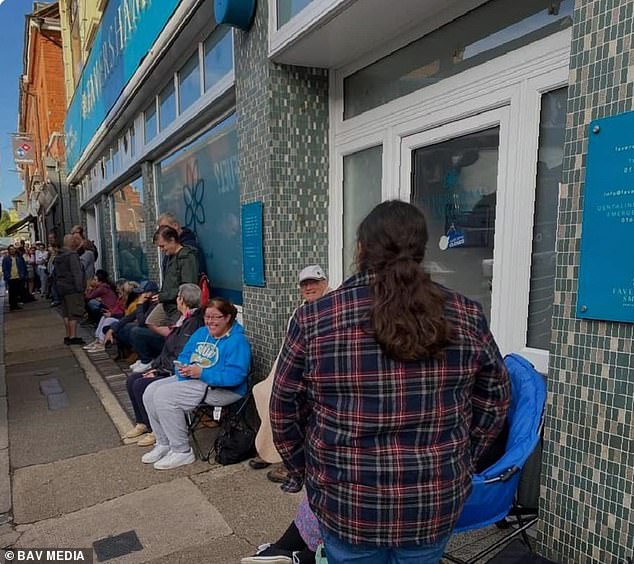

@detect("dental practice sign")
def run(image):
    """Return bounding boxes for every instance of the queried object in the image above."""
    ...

[578,110,634,323]
[64,0,181,172]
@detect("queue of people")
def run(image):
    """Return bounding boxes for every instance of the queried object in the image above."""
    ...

[6,203,511,564]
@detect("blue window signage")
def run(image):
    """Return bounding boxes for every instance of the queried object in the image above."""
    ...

[241,202,265,287]
[578,111,634,322]
[64,0,181,172]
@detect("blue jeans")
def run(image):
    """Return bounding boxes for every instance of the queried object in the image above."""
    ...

[129,326,165,363]
[320,527,450,564]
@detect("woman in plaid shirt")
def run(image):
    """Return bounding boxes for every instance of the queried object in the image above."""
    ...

[271,200,510,564]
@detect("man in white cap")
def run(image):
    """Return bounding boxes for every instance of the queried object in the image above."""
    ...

[251,264,330,483]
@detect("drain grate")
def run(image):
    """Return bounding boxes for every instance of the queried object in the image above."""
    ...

[93,530,143,562]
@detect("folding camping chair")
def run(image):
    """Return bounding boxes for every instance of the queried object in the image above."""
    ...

[185,365,255,462]
[444,353,547,564]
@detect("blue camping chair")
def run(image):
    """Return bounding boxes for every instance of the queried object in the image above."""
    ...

[444,353,547,564]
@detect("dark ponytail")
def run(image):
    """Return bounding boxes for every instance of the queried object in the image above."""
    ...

[356,200,451,360]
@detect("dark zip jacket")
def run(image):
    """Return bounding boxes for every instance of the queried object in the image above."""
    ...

[159,246,199,316]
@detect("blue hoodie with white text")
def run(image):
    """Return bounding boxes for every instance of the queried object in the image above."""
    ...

[175,323,251,396]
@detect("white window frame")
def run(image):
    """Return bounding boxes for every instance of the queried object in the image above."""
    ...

[329,29,572,372]
[268,0,342,56]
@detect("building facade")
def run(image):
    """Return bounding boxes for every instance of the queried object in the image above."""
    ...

[16,1,79,242]
[63,0,632,561]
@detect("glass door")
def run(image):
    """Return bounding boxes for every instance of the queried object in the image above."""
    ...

[400,109,510,340]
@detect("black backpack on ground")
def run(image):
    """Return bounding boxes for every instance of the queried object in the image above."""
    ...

[213,395,256,465]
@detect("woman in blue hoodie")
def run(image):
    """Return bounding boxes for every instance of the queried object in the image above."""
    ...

[141,297,251,470]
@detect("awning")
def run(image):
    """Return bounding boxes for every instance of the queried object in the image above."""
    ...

[5,214,35,235]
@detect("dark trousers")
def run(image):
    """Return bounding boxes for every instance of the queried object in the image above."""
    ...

[7,279,22,309]
[129,326,165,363]
[126,372,157,428]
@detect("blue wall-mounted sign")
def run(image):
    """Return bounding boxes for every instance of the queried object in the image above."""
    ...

[578,111,634,322]
[214,0,256,30]
[241,201,265,287]
[64,0,181,173]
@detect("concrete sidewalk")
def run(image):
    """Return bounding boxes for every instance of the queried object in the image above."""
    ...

[0,295,301,563]
[0,291,519,563]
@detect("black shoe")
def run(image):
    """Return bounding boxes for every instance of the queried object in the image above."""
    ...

[242,544,294,563]
[64,337,72,345]
[249,457,271,470]
[69,337,86,345]
[51,302,61,307]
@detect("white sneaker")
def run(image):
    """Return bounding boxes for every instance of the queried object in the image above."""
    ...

[153,448,196,470]
[141,444,170,464]
[240,544,293,564]
[129,360,142,371]
[82,340,98,350]
[87,343,105,352]
[131,361,153,373]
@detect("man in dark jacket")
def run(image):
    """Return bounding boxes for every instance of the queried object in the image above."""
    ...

[146,225,199,332]
[157,212,207,276]
[54,235,86,345]
[2,245,27,311]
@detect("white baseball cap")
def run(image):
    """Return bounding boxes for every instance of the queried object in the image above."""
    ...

[298,265,327,283]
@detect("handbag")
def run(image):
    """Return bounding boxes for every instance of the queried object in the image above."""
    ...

[213,404,256,465]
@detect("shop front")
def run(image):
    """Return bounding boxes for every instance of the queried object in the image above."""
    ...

[66,0,239,288]
[324,0,573,373]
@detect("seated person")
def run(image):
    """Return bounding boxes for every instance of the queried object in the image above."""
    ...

[250,265,330,485]
[123,283,205,447]
[105,280,159,360]
[84,280,138,352]
[85,270,118,322]
[141,297,251,470]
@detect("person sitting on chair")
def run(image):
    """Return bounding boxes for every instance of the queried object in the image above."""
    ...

[249,264,331,485]
[141,297,251,470]
[123,283,205,447]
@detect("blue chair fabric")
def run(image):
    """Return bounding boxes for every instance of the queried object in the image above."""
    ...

[454,353,547,533]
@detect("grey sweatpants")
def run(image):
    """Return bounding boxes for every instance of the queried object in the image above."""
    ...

[143,375,242,453]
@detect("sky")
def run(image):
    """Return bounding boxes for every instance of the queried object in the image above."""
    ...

[0,0,33,212]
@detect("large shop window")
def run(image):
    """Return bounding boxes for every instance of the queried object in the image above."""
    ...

[204,28,233,92]
[343,146,382,276]
[526,87,566,350]
[155,114,242,304]
[343,0,573,119]
[111,178,149,282]
[277,0,314,28]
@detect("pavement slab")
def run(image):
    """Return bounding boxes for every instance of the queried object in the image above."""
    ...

[3,307,67,356]
[7,356,121,469]
[0,449,9,514]
[12,444,213,524]
[14,478,233,563]
[0,365,6,397]
[146,534,253,564]
[191,463,302,549]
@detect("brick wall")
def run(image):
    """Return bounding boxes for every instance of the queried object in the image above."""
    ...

[234,0,329,379]
[539,1,634,562]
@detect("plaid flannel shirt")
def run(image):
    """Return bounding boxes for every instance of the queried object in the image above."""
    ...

[271,271,510,546]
